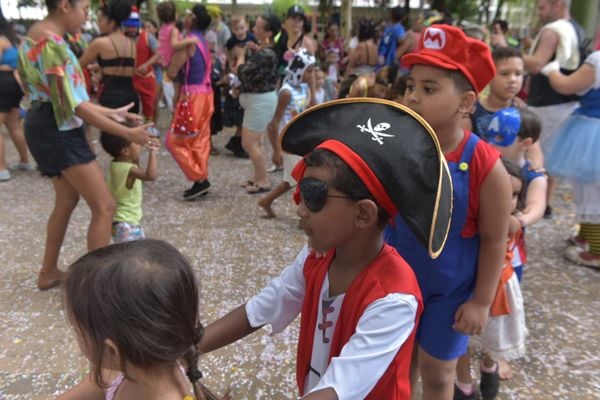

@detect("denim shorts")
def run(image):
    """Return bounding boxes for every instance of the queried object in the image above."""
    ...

[239,91,277,132]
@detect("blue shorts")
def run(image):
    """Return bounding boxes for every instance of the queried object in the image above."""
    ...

[416,289,472,360]
[389,232,479,361]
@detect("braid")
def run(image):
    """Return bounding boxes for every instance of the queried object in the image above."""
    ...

[184,324,228,400]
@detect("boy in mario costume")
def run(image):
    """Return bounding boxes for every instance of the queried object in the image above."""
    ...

[199,98,453,399]
[385,25,512,399]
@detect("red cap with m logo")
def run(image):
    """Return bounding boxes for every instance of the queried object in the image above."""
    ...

[402,25,495,93]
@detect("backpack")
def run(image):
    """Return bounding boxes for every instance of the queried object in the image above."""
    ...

[569,19,593,67]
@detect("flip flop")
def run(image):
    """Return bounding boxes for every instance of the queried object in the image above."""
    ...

[240,180,255,188]
[246,184,271,194]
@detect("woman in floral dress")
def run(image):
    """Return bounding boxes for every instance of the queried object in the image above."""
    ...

[18,0,152,290]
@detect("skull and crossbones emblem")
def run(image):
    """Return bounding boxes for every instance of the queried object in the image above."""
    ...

[357,118,395,145]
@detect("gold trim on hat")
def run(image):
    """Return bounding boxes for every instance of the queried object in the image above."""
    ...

[280,97,453,259]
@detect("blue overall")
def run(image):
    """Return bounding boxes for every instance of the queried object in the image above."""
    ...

[385,133,481,360]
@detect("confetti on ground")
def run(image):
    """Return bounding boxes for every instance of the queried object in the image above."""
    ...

[1,117,599,399]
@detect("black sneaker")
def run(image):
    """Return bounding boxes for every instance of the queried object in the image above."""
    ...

[480,366,500,400]
[453,384,475,400]
[233,149,249,159]
[225,136,242,153]
[543,205,553,219]
[183,180,210,200]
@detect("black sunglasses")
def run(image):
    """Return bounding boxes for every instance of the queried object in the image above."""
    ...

[298,177,352,212]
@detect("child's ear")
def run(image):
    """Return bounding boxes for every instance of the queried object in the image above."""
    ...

[355,199,379,228]
[520,137,533,148]
[104,338,121,365]
[458,90,477,115]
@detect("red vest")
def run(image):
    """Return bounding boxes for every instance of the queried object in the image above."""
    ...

[135,30,153,71]
[132,30,156,84]
[296,244,423,399]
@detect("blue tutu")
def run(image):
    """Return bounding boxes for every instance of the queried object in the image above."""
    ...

[545,113,600,183]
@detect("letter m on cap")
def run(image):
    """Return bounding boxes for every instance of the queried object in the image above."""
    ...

[423,28,446,50]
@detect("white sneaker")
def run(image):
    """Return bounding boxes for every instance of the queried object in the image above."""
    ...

[0,169,10,181]
[10,162,35,171]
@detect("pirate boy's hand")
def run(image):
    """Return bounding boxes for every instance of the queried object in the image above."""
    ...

[453,300,489,336]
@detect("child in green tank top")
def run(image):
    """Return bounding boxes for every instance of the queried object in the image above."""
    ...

[100,131,159,242]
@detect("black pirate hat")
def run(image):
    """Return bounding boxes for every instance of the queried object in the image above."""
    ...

[281,98,452,259]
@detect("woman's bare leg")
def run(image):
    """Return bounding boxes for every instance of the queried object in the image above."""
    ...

[38,177,80,289]
[0,112,9,170]
[5,108,30,164]
[241,127,269,187]
[61,161,115,251]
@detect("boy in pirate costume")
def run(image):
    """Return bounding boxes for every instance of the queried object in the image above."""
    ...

[199,98,453,399]
[384,25,512,399]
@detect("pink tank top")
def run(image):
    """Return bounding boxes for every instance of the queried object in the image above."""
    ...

[158,23,176,67]
[105,364,189,400]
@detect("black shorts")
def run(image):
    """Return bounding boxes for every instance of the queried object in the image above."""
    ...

[24,102,95,178]
[98,75,140,113]
[0,70,24,112]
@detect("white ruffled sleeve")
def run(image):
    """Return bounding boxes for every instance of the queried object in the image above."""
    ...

[245,245,309,333]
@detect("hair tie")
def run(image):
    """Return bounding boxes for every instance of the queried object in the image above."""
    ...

[187,367,203,383]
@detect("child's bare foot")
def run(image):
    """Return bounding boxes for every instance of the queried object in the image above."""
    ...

[37,269,67,291]
[257,198,275,218]
[497,359,513,380]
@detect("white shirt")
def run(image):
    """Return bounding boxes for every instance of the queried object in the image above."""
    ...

[532,19,580,70]
[246,245,419,399]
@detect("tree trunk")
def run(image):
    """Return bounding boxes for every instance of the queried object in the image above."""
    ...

[570,0,600,39]
[145,0,157,23]
[340,0,352,41]
[492,0,506,23]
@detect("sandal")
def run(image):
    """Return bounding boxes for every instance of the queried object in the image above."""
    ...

[246,184,271,194]
[565,246,600,269]
[240,180,254,188]
[480,363,500,400]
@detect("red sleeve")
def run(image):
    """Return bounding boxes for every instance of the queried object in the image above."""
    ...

[463,139,501,237]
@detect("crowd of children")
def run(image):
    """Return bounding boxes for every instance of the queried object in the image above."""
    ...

[6,0,600,398]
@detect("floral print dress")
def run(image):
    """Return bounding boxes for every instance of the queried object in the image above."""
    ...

[18,34,89,130]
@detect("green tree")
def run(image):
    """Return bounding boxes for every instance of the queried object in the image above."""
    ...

[571,0,600,37]
[429,0,477,24]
